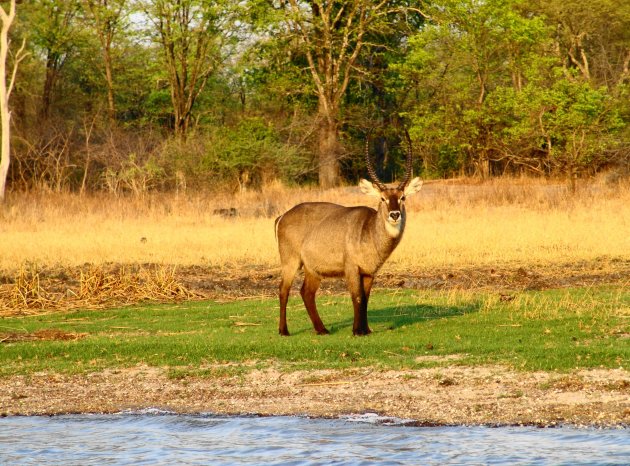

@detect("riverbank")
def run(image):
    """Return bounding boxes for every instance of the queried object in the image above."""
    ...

[2,365,629,427]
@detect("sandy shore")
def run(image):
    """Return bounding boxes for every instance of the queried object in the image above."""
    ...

[2,365,628,427]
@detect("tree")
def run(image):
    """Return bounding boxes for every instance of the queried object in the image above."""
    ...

[29,0,81,122]
[81,0,128,123]
[398,0,628,180]
[529,0,630,87]
[399,0,552,177]
[142,0,238,138]
[0,0,27,201]
[507,78,623,184]
[279,0,423,188]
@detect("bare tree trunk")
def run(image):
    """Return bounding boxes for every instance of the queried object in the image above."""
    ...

[318,114,340,189]
[39,52,63,123]
[568,32,591,81]
[0,22,9,201]
[173,94,190,138]
[103,41,115,122]
[478,157,490,179]
[0,1,19,201]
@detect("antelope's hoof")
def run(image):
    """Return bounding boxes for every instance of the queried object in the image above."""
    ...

[316,328,330,335]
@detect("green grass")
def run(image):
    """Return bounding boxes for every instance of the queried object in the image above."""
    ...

[0,287,628,377]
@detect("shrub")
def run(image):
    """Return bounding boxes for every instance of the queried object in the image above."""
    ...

[161,117,312,191]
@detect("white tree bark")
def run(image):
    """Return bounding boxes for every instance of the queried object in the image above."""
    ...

[0,0,20,201]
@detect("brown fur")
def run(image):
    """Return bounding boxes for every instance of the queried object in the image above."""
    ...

[275,180,422,336]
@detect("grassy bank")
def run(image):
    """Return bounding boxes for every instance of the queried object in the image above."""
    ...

[1,287,627,378]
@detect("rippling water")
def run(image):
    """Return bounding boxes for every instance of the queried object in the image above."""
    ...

[0,411,628,465]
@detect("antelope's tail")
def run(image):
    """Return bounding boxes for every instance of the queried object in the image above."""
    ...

[274,214,284,244]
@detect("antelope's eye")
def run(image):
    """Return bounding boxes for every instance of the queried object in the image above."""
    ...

[381,197,387,202]
[400,195,406,202]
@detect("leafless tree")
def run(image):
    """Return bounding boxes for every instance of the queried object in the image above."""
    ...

[0,0,27,201]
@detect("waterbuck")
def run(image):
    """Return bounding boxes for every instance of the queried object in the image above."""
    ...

[274,137,423,336]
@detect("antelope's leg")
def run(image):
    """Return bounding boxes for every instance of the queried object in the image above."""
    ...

[279,261,300,336]
[361,274,374,334]
[347,269,372,336]
[301,269,329,335]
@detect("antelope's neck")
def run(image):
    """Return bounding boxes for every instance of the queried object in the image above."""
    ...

[372,205,404,259]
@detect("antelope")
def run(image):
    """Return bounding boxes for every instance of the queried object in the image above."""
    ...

[274,136,423,336]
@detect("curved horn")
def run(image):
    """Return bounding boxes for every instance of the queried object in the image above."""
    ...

[365,135,386,191]
[397,130,414,190]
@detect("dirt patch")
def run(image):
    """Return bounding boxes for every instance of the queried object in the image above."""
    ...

[175,259,630,299]
[1,365,628,427]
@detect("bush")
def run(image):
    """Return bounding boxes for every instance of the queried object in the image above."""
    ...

[161,117,311,191]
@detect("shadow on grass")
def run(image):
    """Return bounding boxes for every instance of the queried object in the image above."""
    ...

[310,302,482,335]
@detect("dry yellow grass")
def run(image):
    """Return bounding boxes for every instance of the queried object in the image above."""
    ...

[0,178,628,276]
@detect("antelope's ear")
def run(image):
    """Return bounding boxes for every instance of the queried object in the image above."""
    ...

[404,177,423,197]
[359,178,381,197]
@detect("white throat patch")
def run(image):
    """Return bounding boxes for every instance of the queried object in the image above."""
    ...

[385,219,403,237]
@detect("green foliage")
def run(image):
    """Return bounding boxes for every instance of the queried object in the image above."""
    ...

[0,287,627,376]
[200,117,311,187]
[103,153,165,195]
[397,0,628,178]
[6,0,630,192]
[522,79,622,170]
[160,117,312,190]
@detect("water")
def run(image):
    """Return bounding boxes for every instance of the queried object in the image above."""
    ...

[0,411,628,465]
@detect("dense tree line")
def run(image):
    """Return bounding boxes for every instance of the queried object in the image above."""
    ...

[2,0,629,194]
